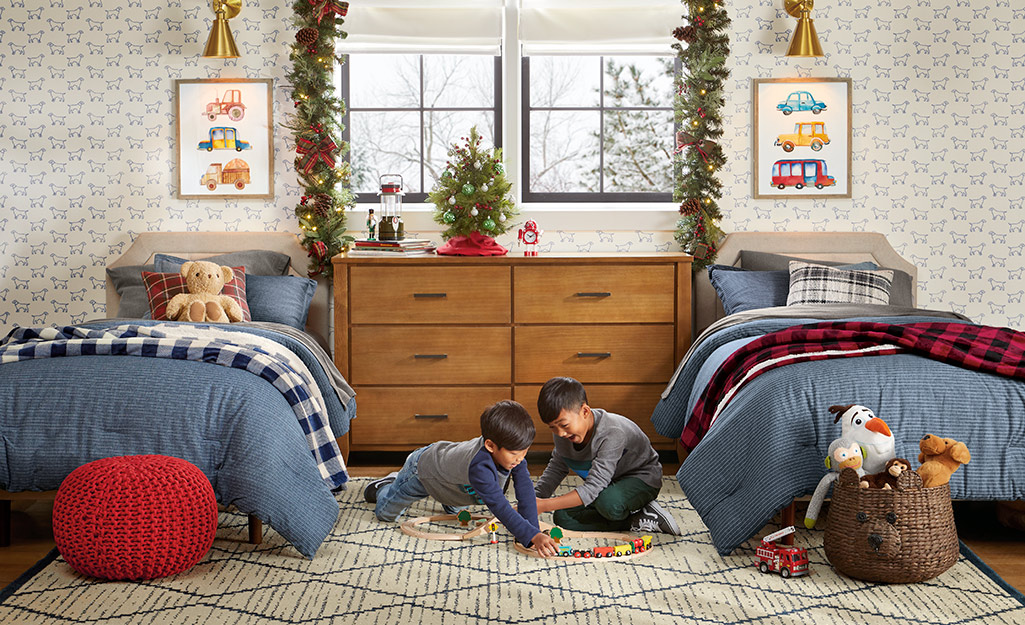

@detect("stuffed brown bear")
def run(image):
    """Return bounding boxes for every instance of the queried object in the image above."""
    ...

[165,260,244,323]
[859,458,912,490]
[917,434,970,488]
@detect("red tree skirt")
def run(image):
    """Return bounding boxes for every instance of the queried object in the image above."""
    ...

[436,231,509,256]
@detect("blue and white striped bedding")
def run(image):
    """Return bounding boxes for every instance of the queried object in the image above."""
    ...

[651,305,1025,555]
[0,321,356,559]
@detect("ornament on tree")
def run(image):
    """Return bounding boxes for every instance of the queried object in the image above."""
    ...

[482,217,496,231]
[499,213,507,223]
[448,196,456,205]
[461,183,475,196]
[470,207,479,217]
[481,183,489,192]
[442,211,456,224]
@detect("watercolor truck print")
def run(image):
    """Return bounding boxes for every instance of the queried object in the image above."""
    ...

[200,159,250,190]
[204,90,246,122]
[775,122,830,152]
[776,91,826,115]
[771,159,836,190]
[198,127,251,152]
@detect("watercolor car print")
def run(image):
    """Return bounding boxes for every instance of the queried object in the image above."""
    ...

[775,122,830,152]
[197,127,251,152]
[776,91,826,115]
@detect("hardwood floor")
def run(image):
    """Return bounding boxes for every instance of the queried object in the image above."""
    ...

[4,455,1025,597]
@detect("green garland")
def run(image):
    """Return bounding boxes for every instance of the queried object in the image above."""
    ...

[286,0,355,277]
[672,1,730,269]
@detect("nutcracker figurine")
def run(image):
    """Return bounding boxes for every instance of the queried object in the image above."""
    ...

[366,208,377,240]
[517,219,542,256]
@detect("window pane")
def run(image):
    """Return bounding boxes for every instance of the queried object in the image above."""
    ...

[529,110,599,193]
[349,55,420,109]
[423,55,494,109]
[603,56,674,108]
[528,56,600,108]
[424,110,496,187]
[602,109,673,192]
[350,111,422,193]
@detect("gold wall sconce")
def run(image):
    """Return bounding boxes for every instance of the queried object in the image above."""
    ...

[203,0,242,58]
[784,0,824,58]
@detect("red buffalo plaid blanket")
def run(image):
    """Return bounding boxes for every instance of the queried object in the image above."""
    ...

[680,321,1025,451]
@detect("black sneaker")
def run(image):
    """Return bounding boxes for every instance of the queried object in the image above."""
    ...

[628,501,681,536]
[363,472,398,503]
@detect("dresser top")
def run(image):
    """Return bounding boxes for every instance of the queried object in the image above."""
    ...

[333,251,694,266]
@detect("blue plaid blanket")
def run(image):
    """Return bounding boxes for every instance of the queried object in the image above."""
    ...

[0,324,348,489]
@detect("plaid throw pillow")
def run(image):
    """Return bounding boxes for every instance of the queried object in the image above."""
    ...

[142,266,251,321]
[786,261,894,306]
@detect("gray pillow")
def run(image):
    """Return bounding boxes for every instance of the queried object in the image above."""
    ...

[153,250,291,276]
[740,250,913,308]
[105,264,155,318]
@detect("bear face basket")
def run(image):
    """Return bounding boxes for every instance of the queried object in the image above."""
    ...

[823,468,959,584]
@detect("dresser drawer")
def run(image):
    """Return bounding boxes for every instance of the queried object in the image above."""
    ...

[514,384,675,449]
[514,325,674,384]
[351,386,511,448]
[513,264,675,324]
[351,327,511,385]
[349,266,510,324]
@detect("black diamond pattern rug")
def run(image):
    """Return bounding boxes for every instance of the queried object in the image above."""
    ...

[2,478,1024,624]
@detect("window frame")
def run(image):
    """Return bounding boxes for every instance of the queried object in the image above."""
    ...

[520,56,679,204]
[339,54,503,205]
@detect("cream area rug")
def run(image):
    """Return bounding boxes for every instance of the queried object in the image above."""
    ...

[2,478,1024,624]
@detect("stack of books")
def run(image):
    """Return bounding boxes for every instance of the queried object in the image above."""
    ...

[347,238,437,256]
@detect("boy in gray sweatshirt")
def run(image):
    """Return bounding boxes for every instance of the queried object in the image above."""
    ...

[534,377,681,535]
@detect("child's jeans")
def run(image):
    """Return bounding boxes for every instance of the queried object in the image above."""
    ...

[375,446,431,522]
[552,477,659,532]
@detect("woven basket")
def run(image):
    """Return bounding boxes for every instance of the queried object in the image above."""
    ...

[823,467,958,584]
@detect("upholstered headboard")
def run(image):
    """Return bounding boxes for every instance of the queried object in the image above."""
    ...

[106,232,330,350]
[694,232,919,337]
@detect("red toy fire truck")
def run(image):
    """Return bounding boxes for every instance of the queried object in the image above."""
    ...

[755,526,809,578]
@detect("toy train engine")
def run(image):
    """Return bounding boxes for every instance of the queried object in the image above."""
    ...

[554,535,653,559]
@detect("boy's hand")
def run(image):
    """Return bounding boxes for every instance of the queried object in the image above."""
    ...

[531,532,560,557]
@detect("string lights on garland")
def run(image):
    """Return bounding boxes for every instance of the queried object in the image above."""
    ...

[672,0,730,269]
[286,0,354,277]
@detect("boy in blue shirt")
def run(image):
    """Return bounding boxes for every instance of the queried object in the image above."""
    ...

[534,377,681,535]
[364,400,560,557]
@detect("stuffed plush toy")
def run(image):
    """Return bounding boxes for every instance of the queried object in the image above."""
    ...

[804,436,866,529]
[829,404,896,474]
[859,458,912,490]
[917,434,970,488]
[165,260,244,323]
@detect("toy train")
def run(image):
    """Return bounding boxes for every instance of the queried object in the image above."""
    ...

[552,535,652,558]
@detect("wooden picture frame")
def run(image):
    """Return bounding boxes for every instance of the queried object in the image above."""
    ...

[175,78,274,199]
[752,77,852,199]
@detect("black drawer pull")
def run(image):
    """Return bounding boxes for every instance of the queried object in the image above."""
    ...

[414,413,449,420]
[414,353,448,359]
[413,293,447,298]
[574,292,612,298]
[576,352,612,358]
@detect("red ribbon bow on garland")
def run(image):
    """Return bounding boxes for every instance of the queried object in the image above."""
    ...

[296,135,338,174]
[310,0,348,24]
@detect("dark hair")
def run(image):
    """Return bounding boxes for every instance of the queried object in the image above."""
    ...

[480,400,535,450]
[537,377,588,424]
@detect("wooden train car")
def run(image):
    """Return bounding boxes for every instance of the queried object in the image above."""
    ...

[553,535,653,559]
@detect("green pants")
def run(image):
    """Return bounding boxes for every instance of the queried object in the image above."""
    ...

[553,477,660,532]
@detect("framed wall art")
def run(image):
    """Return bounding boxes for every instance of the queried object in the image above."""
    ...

[752,77,852,199]
[175,78,274,199]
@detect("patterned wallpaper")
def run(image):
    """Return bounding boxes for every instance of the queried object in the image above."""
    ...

[0,0,1023,331]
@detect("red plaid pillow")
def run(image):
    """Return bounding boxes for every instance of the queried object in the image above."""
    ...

[142,266,251,322]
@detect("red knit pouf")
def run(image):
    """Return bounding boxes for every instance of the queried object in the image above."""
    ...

[52,455,218,580]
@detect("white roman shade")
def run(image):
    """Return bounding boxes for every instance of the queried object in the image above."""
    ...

[341,0,505,54]
[520,0,683,55]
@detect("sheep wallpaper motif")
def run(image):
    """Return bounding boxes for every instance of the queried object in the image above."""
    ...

[0,0,1023,330]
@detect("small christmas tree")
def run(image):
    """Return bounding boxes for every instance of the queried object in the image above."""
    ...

[427,126,518,255]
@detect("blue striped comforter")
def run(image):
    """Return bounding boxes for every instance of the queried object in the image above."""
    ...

[0,321,356,559]
[651,307,1025,555]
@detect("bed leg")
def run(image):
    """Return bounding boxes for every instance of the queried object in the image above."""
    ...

[781,501,796,545]
[248,515,262,545]
[675,439,689,465]
[336,432,350,465]
[1,500,10,547]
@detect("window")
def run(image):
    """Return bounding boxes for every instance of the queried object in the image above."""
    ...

[522,55,676,202]
[341,55,501,204]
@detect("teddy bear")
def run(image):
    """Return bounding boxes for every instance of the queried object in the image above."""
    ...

[165,260,244,323]
[859,458,912,490]
[917,434,970,488]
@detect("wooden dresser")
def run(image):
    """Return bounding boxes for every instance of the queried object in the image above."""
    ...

[332,252,692,453]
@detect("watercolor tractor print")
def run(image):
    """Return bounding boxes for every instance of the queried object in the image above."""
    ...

[776,91,826,115]
[197,127,251,152]
[775,122,831,152]
[771,159,836,190]
[204,90,246,122]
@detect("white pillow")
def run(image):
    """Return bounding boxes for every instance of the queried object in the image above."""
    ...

[786,261,894,306]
